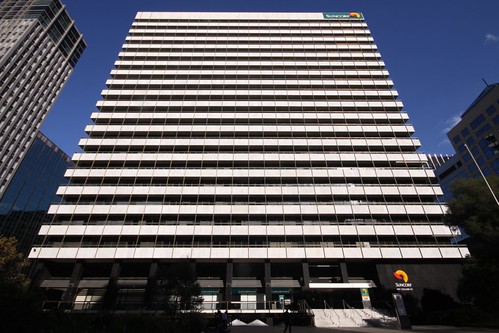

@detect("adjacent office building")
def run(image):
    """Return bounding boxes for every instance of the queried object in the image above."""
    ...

[30,12,468,311]
[429,83,499,201]
[0,132,72,255]
[0,0,85,199]
[447,83,499,178]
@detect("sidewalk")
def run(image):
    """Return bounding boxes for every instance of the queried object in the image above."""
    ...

[227,325,499,333]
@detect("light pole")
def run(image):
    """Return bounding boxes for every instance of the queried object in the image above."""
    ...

[464,143,499,206]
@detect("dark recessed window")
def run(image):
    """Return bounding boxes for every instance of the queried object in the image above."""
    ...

[476,124,491,137]
[486,105,496,115]
[470,114,485,129]
[453,135,461,143]
[461,127,470,137]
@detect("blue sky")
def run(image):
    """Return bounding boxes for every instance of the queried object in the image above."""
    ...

[41,0,499,156]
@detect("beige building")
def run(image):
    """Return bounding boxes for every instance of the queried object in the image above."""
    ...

[30,12,467,314]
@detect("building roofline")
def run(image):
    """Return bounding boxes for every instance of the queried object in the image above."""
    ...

[461,83,499,117]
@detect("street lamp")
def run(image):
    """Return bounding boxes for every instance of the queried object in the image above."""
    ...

[464,143,499,206]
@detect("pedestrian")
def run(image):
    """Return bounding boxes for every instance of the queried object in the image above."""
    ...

[222,310,229,330]
[283,308,292,333]
[216,309,223,333]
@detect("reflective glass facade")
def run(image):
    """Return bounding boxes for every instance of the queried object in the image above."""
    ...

[0,132,72,254]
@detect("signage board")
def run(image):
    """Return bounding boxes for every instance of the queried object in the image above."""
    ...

[393,269,414,292]
[360,288,370,301]
[323,12,363,20]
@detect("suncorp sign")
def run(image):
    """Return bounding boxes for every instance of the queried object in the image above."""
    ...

[393,269,414,292]
[323,12,363,20]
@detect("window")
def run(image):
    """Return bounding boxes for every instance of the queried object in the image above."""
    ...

[476,124,491,137]
[479,136,498,158]
[461,127,470,137]
[486,105,496,115]
[493,159,499,173]
[453,135,461,143]
[468,163,477,173]
[470,114,485,129]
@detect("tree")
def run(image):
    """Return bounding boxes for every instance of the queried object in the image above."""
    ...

[0,235,30,289]
[0,235,42,333]
[445,176,499,310]
[155,263,206,333]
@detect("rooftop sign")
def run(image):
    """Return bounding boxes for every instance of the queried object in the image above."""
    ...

[323,12,363,20]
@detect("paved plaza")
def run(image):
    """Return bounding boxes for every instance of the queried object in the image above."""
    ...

[227,325,499,333]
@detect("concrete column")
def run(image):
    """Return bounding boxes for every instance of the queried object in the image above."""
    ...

[103,261,121,310]
[340,262,349,283]
[29,262,49,290]
[264,261,271,309]
[225,261,233,307]
[144,261,158,309]
[61,262,83,306]
[301,261,310,290]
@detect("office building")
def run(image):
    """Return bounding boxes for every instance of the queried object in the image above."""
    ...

[0,0,85,199]
[30,12,468,311]
[0,132,72,254]
[447,83,499,178]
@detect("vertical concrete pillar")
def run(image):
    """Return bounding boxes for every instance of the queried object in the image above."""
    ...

[340,261,349,283]
[301,261,310,290]
[225,260,233,308]
[61,262,83,306]
[30,262,49,290]
[264,260,272,309]
[103,261,121,310]
[145,261,158,309]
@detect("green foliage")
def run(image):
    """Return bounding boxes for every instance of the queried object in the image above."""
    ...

[420,288,459,324]
[0,235,43,333]
[156,263,204,328]
[445,176,499,310]
[445,176,499,258]
[0,235,30,289]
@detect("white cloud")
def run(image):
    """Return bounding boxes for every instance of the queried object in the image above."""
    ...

[442,114,461,133]
[485,33,498,43]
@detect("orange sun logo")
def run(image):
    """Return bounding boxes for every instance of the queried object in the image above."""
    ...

[393,270,409,283]
[349,12,361,18]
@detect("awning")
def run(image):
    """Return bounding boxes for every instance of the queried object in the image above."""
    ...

[117,279,148,287]
[231,279,262,288]
[271,279,300,288]
[309,280,376,289]
[40,279,70,288]
[197,279,224,288]
[78,279,109,288]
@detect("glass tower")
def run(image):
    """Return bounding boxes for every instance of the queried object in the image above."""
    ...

[0,0,85,199]
[0,132,72,254]
[30,12,468,311]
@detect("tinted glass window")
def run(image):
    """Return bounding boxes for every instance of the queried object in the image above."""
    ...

[470,114,485,129]
[486,105,496,115]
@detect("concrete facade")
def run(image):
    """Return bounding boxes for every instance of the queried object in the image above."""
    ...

[0,0,85,199]
[30,12,467,312]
